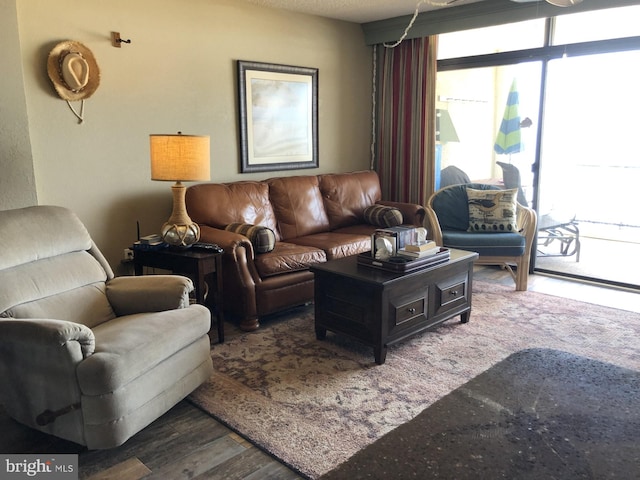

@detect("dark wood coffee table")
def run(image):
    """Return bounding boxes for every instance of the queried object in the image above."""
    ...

[310,249,478,364]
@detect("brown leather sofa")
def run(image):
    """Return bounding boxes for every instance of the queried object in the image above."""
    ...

[186,170,425,331]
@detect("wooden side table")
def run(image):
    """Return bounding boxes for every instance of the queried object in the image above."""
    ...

[133,247,225,343]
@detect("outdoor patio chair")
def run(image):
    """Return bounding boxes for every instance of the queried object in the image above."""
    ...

[496,161,581,261]
[439,165,471,188]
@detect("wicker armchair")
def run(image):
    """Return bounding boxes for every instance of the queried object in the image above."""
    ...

[425,183,537,291]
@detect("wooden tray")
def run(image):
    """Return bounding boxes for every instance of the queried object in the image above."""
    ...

[357,248,450,273]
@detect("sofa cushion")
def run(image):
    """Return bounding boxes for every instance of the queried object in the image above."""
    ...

[253,242,326,278]
[466,187,518,233]
[267,175,330,240]
[224,223,276,253]
[331,224,379,236]
[186,182,279,235]
[443,230,525,256]
[290,232,371,260]
[363,205,403,228]
[318,170,382,229]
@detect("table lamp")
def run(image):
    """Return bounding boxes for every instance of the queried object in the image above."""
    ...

[150,133,210,247]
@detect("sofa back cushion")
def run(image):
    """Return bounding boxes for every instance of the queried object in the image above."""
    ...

[186,182,279,234]
[267,175,330,240]
[319,170,382,230]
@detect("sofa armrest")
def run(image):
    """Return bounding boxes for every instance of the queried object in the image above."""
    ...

[106,275,193,316]
[198,225,263,325]
[199,225,255,255]
[377,200,426,227]
[199,224,262,281]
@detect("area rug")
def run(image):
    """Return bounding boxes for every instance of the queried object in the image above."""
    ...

[321,348,640,479]
[188,281,640,479]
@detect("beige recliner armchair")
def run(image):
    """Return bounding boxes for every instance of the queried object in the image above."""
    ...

[0,206,213,448]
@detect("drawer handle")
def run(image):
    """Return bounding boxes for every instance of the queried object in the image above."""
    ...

[407,307,416,314]
[450,290,459,296]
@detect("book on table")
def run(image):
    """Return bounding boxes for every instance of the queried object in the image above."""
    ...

[403,241,437,253]
[397,244,441,259]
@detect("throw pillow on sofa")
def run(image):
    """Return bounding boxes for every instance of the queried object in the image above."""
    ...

[225,223,276,253]
[363,205,403,228]
[466,187,518,233]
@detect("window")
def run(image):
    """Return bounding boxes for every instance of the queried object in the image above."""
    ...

[436,6,640,288]
[437,19,545,60]
[552,5,640,45]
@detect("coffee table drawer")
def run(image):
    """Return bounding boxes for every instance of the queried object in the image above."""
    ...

[394,297,426,325]
[433,272,469,317]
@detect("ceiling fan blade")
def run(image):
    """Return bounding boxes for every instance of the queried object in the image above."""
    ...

[511,0,584,4]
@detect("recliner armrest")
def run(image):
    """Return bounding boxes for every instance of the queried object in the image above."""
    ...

[0,318,95,358]
[106,275,193,316]
[0,319,92,433]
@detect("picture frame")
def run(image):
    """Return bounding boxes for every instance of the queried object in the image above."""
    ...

[238,60,318,173]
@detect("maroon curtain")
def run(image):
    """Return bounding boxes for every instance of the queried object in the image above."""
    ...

[374,36,436,206]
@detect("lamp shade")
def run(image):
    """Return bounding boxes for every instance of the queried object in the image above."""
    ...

[150,134,210,182]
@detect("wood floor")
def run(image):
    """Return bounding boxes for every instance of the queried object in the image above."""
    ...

[0,395,302,480]
[1,267,638,479]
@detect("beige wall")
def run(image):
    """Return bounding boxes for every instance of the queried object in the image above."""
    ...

[0,0,37,209]
[7,0,372,272]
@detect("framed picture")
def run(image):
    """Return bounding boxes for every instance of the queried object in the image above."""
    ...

[238,60,318,173]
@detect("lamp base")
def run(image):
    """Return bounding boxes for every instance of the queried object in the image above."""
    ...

[161,221,200,248]
[161,181,201,248]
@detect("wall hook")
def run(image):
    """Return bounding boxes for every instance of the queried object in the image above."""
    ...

[111,32,132,48]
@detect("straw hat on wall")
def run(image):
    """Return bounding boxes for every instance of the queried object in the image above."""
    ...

[47,40,100,122]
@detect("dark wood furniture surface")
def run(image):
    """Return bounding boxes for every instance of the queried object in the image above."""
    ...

[310,249,478,364]
[133,248,225,343]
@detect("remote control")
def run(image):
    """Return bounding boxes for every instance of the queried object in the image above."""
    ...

[192,242,224,253]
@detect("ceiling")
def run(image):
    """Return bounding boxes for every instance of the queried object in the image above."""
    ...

[243,0,486,24]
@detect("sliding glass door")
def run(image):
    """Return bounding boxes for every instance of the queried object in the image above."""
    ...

[536,50,640,287]
[436,6,640,289]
